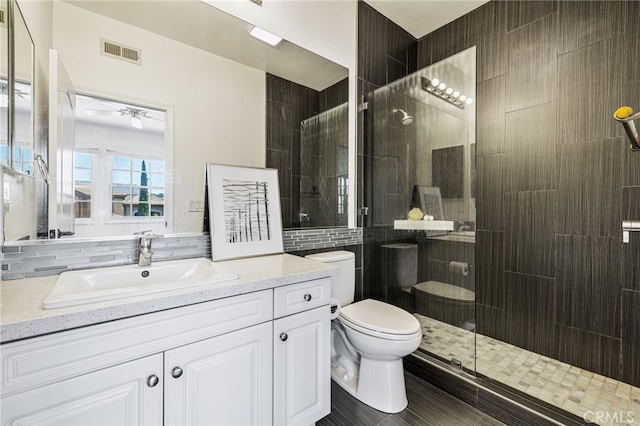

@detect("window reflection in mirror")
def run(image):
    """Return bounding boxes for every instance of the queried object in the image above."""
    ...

[12,80,31,174]
[0,80,6,166]
[73,94,168,238]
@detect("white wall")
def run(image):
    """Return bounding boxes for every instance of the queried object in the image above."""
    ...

[52,1,266,233]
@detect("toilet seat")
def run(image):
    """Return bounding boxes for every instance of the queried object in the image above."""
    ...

[339,299,421,340]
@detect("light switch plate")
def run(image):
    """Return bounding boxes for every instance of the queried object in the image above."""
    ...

[189,200,204,212]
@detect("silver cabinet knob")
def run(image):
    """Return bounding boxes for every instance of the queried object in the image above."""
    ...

[304,293,312,302]
[147,375,159,387]
[279,332,288,342]
[171,366,183,378]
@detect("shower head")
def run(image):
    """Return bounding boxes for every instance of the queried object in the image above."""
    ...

[392,107,413,126]
[614,106,640,152]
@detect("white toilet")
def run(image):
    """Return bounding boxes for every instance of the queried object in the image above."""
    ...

[305,250,422,413]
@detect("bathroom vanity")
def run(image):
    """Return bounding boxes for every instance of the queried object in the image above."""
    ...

[0,254,333,426]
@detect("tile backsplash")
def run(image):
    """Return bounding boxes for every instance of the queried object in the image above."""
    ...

[1,228,363,280]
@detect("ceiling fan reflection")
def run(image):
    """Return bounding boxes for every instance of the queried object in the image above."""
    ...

[84,106,163,130]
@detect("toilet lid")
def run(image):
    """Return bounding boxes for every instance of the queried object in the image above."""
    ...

[339,299,420,335]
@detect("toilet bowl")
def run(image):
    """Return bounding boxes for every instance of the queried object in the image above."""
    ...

[413,281,475,329]
[305,252,422,414]
[331,300,422,413]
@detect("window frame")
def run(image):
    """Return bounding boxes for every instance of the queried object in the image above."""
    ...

[107,151,166,222]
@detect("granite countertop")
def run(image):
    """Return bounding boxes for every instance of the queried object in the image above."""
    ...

[0,253,336,343]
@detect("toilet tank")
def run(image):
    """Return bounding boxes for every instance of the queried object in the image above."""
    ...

[381,243,417,289]
[305,251,355,306]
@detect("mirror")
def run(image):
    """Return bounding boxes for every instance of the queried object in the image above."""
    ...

[12,0,32,174]
[3,0,348,241]
[0,0,7,161]
[0,0,36,242]
[0,0,33,172]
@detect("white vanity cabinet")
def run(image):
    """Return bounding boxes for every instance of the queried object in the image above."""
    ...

[164,321,273,426]
[1,353,164,425]
[273,279,332,426]
[1,276,332,426]
[1,289,274,426]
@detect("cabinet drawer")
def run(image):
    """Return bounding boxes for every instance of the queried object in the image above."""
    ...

[273,278,330,318]
[1,290,273,397]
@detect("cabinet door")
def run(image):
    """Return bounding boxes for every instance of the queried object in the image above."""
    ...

[273,306,331,426]
[164,321,273,426]
[1,354,163,426]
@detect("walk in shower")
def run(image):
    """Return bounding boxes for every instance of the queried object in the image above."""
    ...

[363,45,640,424]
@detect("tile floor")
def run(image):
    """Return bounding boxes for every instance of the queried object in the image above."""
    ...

[318,371,505,426]
[417,314,640,426]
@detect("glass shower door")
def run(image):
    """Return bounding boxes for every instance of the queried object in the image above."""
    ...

[363,47,477,375]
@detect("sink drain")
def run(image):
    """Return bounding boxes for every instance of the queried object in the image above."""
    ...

[141,270,150,278]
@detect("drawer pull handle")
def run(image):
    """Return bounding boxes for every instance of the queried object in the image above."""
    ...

[304,294,312,302]
[172,366,183,378]
[147,375,159,387]
[280,332,288,342]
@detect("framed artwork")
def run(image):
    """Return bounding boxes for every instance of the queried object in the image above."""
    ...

[412,185,444,220]
[206,164,283,261]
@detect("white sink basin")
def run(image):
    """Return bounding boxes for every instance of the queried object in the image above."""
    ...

[43,258,239,309]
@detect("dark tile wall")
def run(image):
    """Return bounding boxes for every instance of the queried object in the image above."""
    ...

[415,0,640,386]
[266,74,317,228]
[358,1,418,303]
[320,78,349,112]
[357,2,416,89]
[418,238,475,292]
[266,75,348,228]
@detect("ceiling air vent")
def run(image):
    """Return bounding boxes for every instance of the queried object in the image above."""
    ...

[100,38,142,65]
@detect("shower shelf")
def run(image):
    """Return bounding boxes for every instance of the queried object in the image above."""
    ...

[394,220,454,231]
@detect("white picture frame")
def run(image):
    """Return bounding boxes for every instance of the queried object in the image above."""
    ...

[206,164,283,261]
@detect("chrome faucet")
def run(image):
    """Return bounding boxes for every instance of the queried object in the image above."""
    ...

[299,211,310,223]
[135,231,163,267]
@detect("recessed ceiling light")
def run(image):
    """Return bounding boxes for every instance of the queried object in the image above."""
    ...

[249,26,283,47]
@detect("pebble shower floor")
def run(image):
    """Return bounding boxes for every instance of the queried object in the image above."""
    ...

[415,314,640,426]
